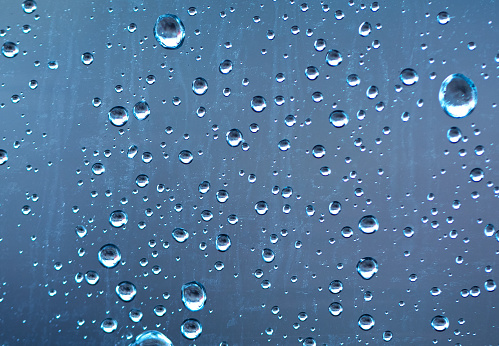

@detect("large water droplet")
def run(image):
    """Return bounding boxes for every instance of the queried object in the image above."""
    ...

[262,248,275,263]
[357,257,378,279]
[328,201,341,215]
[172,227,189,242]
[132,331,173,346]
[0,149,8,165]
[22,0,37,13]
[178,150,193,164]
[470,168,484,182]
[100,318,117,333]
[329,110,349,128]
[437,11,450,24]
[400,68,419,85]
[439,74,477,118]
[133,101,150,120]
[108,106,129,127]
[431,315,449,331]
[109,210,128,227]
[216,234,231,251]
[2,42,19,58]
[181,318,202,339]
[329,280,343,294]
[91,162,105,175]
[181,281,207,311]
[325,49,342,66]
[226,129,243,147]
[154,14,185,49]
[358,215,379,234]
[116,281,137,301]
[305,66,319,80]
[358,22,372,36]
[251,96,267,112]
[219,59,233,74]
[255,201,269,215]
[98,244,121,268]
[357,314,375,331]
[192,77,208,95]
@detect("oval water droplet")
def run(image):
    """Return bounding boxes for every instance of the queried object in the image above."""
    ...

[192,77,208,95]
[181,281,207,311]
[439,74,477,118]
[172,227,189,242]
[2,42,19,58]
[108,106,129,127]
[154,14,185,49]
[329,110,349,128]
[446,127,462,143]
[181,318,202,339]
[226,129,243,147]
[437,11,450,24]
[262,248,275,263]
[357,257,378,279]
[358,215,379,234]
[133,101,150,120]
[358,22,372,36]
[109,210,128,227]
[100,318,118,333]
[219,59,233,74]
[22,0,37,13]
[98,244,121,268]
[116,281,137,302]
[431,315,449,331]
[216,234,231,251]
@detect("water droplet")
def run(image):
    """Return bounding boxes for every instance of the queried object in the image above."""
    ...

[366,85,379,99]
[216,234,231,251]
[447,127,462,143]
[255,201,269,215]
[216,190,229,203]
[0,149,8,165]
[98,244,121,268]
[154,14,185,49]
[470,168,484,182]
[133,101,150,120]
[305,66,319,80]
[382,331,393,342]
[198,181,210,194]
[431,315,449,331]
[329,110,349,128]
[75,225,87,238]
[328,302,343,316]
[109,210,128,227]
[132,331,173,346]
[328,280,343,294]
[278,139,291,151]
[312,145,326,158]
[100,318,117,333]
[48,61,59,70]
[129,309,144,323]
[346,74,361,87]
[91,162,105,175]
[485,279,497,292]
[437,11,450,24]
[400,68,419,85]
[181,318,202,339]
[262,248,275,263]
[251,96,267,112]
[108,106,129,127]
[357,257,378,279]
[22,0,37,13]
[181,281,207,311]
[403,226,414,238]
[192,77,208,95]
[2,42,19,58]
[116,281,137,301]
[81,52,94,65]
[226,129,243,147]
[439,74,477,118]
[172,227,189,242]
[328,201,341,215]
[359,22,372,36]
[484,224,495,237]
[85,270,99,285]
[325,49,342,66]
[314,38,326,51]
[178,150,193,164]
[219,59,233,74]
[136,174,149,187]
[358,215,379,234]
[358,314,375,330]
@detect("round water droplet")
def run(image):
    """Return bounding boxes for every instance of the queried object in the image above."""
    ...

[219,59,233,74]
[192,77,208,95]
[305,66,319,80]
[132,331,173,346]
[484,224,495,237]
[133,101,150,120]
[357,257,378,279]
[359,22,372,36]
[154,14,185,49]
[485,279,497,292]
[2,42,19,58]
[325,49,342,66]
[358,314,375,330]
[328,201,341,215]
[251,96,267,112]
[312,145,325,158]
[91,162,105,175]
[431,315,449,331]
[75,225,87,238]
[255,201,269,215]
[172,227,189,242]
[0,149,8,165]
[22,0,37,13]
[81,52,94,65]
[382,331,393,342]
[98,244,121,268]
[437,11,450,24]
[366,85,379,99]
[136,174,149,187]
[181,281,207,311]
[328,302,343,316]
[181,318,202,339]
[226,129,243,147]
[108,106,129,127]
[447,127,462,143]
[178,150,193,164]
[198,181,210,194]
[109,210,128,227]
[403,226,414,238]
[116,281,137,302]
[329,110,349,128]
[358,215,379,234]
[470,168,484,182]
[129,309,143,323]
[85,270,99,285]
[400,68,419,85]
[216,234,231,251]
[329,280,343,294]
[262,248,275,263]
[439,74,477,118]
[278,139,291,151]
[100,318,117,333]
[347,74,360,87]
[216,190,229,203]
